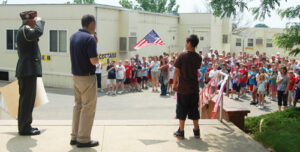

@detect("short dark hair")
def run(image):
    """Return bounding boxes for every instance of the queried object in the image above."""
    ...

[81,14,95,28]
[186,34,199,48]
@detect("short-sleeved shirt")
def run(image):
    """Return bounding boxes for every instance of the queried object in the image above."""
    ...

[136,65,142,77]
[124,64,132,78]
[296,76,300,88]
[107,65,116,79]
[271,73,277,84]
[70,29,97,75]
[248,71,257,85]
[200,67,206,80]
[116,65,125,79]
[174,51,202,94]
[239,69,248,83]
[277,74,288,91]
[151,61,160,72]
[288,77,296,91]
[142,66,149,77]
[95,62,102,74]
[131,65,137,78]
[169,66,175,79]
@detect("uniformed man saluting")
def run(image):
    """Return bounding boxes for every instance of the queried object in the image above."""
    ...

[16,11,45,136]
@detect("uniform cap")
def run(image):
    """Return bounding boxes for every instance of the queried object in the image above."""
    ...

[20,11,37,20]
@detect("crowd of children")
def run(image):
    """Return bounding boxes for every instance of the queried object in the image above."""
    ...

[96,49,300,111]
[198,49,300,111]
[96,53,177,96]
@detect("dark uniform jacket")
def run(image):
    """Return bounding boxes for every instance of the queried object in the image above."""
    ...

[15,20,45,78]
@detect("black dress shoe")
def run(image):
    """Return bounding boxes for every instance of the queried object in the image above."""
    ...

[32,127,38,131]
[77,140,99,148]
[19,129,40,136]
[70,140,77,145]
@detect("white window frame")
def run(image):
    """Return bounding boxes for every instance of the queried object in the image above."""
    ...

[247,38,254,47]
[5,28,18,51]
[48,29,68,54]
[266,39,273,47]
[236,38,241,46]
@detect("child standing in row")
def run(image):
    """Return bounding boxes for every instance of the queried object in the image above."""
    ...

[257,74,267,109]
[168,60,175,94]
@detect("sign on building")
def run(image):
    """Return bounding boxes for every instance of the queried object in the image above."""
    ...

[98,52,118,66]
[41,55,52,61]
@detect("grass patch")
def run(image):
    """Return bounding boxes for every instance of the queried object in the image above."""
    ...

[245,107,300,152]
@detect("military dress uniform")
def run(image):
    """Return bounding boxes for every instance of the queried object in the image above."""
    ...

[16,11,45,135]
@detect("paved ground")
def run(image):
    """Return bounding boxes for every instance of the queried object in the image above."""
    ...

[0,81,275,152]
[0,81,176,120]
[0,120,269,152]
[2,80,298,120]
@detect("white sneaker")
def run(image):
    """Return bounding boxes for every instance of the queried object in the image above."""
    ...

[106,92,110,95]
[261,106,264,109]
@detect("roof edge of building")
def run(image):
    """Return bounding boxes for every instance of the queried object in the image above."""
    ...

[0,3,180,18]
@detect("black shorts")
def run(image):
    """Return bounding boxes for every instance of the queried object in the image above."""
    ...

[136,77,142,83]
[176,93,200,120]
[277,91,288,106]
[124,78,131,84]
[232,83,240,92]
[142,76,148,82]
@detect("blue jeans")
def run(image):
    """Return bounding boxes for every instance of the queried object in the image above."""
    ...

[160,82,168,95]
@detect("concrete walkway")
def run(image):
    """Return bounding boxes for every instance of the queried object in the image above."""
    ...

[0,120,268,152]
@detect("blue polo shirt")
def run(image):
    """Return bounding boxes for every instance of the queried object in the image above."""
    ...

[70,29,98,75]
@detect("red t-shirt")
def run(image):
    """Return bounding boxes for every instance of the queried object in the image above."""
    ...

[247,64,251,69]
[124,65,132,78]
[297,75,300,81]
[255,62,260,68]
[288,77,296,90]
[239,69,248,83]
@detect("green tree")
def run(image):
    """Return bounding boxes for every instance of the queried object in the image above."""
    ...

[210,0,300,56]
[73,0,95,4]
[119,0,179,13]
[254,23,269,28]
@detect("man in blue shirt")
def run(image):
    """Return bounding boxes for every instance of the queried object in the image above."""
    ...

[70,14,99,148]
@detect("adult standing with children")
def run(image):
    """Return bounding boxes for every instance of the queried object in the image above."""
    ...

[70,14,99,148]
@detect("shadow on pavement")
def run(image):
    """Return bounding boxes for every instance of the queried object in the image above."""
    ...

[46,88,74,96]
[139,139,169,145]
[176,137,209,151]
[68,147,97,152]
[6,135,37,152]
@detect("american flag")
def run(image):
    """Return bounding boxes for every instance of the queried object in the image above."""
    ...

[134,30,165,50]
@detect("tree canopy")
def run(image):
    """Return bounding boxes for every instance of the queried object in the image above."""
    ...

[119,0,179,14]
[254,23,269,28]
[210,0,300,56]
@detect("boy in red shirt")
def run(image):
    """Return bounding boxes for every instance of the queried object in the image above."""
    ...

[288,71,296,107]
[124,60,132,92]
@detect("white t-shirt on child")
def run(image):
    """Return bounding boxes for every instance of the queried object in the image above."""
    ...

[116,65,125,79]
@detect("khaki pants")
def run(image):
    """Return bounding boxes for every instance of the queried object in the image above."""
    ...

[71,75,97,143]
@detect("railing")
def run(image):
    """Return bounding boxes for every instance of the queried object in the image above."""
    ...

[199,71,229,122]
